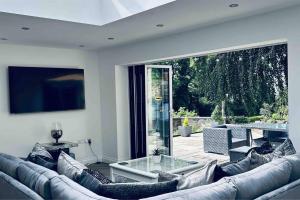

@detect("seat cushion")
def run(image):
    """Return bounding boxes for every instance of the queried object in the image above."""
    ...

[50,175,109,200]
[228,158,292,200]
[17,162,58,199]
[57,151,87,180]
[177,160,217,190]
[143,179,237,200]
[0,171,43,200]
[0,153,24,178]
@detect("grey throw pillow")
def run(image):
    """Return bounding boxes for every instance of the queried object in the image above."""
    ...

[151,170,181,182]
[57,151,87,180]
[96,180,178,199]
[177,160,217,190]
[222,156,251,176]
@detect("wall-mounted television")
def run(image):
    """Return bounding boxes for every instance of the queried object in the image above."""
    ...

[8,66,85,114]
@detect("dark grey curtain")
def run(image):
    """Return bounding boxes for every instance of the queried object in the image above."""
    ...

[128,65,147,159]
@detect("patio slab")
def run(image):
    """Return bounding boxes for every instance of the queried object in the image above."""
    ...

[173,133,229,164]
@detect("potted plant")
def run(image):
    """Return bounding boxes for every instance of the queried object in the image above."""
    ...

[178,117,192,137]
[152,148,162,164]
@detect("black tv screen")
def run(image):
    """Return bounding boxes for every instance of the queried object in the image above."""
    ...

[8,66,85,114]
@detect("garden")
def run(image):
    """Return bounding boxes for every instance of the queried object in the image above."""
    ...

[155,44,288,136]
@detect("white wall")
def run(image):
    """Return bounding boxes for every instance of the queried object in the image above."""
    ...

[98,5,300,162]
[0,44,102,164]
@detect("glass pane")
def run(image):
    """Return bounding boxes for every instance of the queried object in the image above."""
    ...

[147,67,170,155]
[117,155,203,173]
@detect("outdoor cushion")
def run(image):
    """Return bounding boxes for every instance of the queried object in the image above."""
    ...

[0,153,24,178]
[50,175,110,200]
[0,171,43,200]
[143,179,237,200]
[228,157,292,200]
[222,156,251,176]
[57,151,87,180]
[17,162,58,199]
[177,160,217,190]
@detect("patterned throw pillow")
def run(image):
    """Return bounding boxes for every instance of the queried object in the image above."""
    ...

[30,143,53,160]
[84,168,112,184]
[57,151,87,180]
[249,139,296,169]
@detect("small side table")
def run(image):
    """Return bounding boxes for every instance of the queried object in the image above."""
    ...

[229,146,253,162]
[40,141,78,160]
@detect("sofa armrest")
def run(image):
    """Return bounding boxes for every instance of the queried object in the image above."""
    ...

[255,179,300,200]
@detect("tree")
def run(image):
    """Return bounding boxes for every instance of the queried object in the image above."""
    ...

[153,44,288,117]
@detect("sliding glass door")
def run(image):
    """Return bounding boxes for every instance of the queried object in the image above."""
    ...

[145,65,172,156]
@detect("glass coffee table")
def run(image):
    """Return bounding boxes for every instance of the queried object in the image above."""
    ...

[109,155,206,183]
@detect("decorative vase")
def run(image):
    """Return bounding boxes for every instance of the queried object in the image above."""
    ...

[178,126,192,137]
[51,122,63,145]
[152,155,161,164]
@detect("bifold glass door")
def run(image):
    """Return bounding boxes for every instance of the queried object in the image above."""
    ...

[145,65,172,156]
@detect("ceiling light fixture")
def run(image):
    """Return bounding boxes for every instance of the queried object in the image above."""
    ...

[156,24,164,28]
[0,38,8,41]
[107,37,115,40]
[229,3,239,8]
[21,27,30,30]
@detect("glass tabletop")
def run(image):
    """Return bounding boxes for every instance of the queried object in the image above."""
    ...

[241,123,288,132]
[115,155,203,173]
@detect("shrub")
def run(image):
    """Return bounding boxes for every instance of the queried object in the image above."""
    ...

[227,116,248,124]
[247,116,264,123]
[173,107,197,117]
[211,105,223,124]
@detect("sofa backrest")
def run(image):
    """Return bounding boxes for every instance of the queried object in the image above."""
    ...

[0,171,43,200]
[17,161,58,199]
[0,153,25,178]
[143,179,237,200]
[50,175,110,200]
[227,157,292,199]
[283,154,300,182]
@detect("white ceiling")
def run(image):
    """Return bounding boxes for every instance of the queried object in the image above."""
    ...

[0,0,299,50]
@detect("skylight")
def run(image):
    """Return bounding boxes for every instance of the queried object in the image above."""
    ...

[0,0,175,26]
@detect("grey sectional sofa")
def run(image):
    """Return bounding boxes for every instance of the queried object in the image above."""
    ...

[1,152,300,200]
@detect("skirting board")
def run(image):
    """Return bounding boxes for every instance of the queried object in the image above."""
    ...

[102,155,118,164]
[78,156,100,165]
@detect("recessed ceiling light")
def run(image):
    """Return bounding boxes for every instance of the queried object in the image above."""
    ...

[79,45,85,48]
[21,27,30,30]
[156,24,164,28]
[0,38,8,41]
[229,3,239,8]
[107,37,115,40]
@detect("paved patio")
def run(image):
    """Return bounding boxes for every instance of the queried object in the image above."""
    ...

[173,133,229,164]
